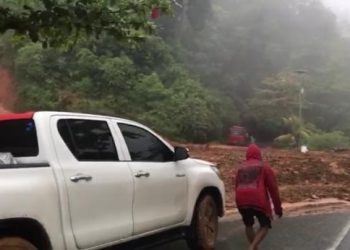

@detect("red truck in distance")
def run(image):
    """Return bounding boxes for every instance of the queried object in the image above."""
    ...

[228,126,250,146]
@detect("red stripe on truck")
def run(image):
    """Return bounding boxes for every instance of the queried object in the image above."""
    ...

[0,112,35,121]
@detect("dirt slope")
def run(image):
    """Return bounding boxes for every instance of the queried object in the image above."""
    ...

[187,144,350,210]
[0,66,15,113]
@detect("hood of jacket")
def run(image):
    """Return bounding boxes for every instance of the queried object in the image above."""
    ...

[246,144,262,161]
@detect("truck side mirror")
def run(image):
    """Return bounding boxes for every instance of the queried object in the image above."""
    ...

[174,146,189,161]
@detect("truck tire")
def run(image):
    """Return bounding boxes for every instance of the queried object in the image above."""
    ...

[0,237,37,250]
[186,194,219,250]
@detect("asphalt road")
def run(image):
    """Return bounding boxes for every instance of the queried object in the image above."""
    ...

[152,212,350,250]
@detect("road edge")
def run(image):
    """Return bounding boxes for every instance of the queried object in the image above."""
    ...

[222,198,350,221]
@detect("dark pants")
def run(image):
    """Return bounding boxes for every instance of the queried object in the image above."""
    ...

[239,208,272,228]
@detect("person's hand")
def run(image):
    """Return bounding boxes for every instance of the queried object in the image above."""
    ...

[275,208,283,218]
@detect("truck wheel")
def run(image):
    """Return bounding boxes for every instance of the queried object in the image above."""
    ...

[0,237,37,250]
[186,194,219,250]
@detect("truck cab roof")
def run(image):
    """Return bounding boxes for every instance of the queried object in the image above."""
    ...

[0,111,139,125]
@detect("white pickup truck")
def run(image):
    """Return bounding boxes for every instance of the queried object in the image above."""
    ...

[0,111,225,250]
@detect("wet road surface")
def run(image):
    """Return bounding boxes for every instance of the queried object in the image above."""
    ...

[152,212,350,250]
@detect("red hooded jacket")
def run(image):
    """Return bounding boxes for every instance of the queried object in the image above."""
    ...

[235,144,282,217]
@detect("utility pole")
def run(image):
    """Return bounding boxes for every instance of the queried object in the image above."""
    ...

[299,87,304,145]
[295,70,308,149]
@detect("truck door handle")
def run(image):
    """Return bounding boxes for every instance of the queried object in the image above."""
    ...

[70,174,93,183]
[176,174,186,178]
[134,171,150,178]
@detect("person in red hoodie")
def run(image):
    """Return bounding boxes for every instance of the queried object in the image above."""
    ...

[235,144,282,250]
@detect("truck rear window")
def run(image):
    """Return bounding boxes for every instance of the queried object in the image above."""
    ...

[0,119,39,157]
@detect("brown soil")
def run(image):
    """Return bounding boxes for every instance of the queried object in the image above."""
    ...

[186,144,350,210]
[0,66,15,113]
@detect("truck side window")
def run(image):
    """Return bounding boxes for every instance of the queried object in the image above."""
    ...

[0,119,39,157]
[118,123,174,162]
[58,119,119,161]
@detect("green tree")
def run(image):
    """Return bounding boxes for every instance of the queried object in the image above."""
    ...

[0,0,172,47]
[244,72,305,141]
[274,116,313,148]
[13,35,236,142]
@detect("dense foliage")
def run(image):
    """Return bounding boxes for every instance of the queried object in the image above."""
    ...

[0,0,171,47]
[308,131,350,150]
[164,0,350,145]
[1,0,350,145]
[13,36,237,142]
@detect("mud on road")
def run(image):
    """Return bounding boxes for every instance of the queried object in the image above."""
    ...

[186,144,350,210]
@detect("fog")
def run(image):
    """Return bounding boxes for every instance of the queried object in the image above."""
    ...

[322,0,350,21]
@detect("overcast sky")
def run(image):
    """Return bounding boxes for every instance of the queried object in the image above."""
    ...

[322,0,350,21]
